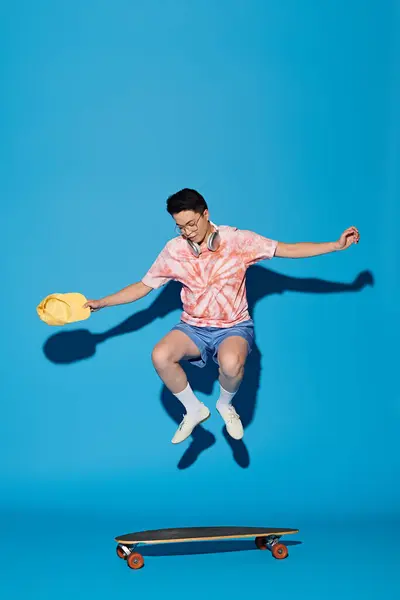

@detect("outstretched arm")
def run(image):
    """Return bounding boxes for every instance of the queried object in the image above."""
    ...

[275,226,360,258]
[84,281,152,312]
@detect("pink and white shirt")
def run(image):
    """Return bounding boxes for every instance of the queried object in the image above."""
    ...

[142,225,278,328]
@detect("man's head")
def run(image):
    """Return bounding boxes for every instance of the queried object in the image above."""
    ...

[166,188,212,245]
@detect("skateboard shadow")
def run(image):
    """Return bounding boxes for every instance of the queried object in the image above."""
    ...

[43,266,374,469]
[139,538,302,558]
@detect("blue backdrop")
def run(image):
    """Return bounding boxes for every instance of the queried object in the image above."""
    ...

[2,1,399,598]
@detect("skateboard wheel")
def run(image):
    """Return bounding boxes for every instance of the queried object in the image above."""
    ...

[116,546,127,560]
[272,543,288,560]
[255,537,268,550]
[127,552,144,570]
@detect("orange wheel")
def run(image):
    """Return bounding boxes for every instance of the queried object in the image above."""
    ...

[127,552,144,570]
[116,546,127,560]
[255,537,268,550]
[272,543,288,560]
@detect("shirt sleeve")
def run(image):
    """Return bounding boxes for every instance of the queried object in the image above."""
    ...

[141,245,176,289]
[239,230,278,266]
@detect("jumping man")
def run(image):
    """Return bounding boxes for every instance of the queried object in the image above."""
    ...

[84,189,360,444]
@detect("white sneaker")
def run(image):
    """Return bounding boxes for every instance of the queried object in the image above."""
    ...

[171,404,211,444]
[217,405,244,440]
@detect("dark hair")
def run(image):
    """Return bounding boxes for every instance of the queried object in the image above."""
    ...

[166,188,208,215]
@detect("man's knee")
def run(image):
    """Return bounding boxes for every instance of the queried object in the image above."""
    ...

[219,352,245,379]
[151,343,175,371]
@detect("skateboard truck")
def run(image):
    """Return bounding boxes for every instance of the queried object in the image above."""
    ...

[116,544,144,570]
[116,544,135,558]
[255,535,289,559]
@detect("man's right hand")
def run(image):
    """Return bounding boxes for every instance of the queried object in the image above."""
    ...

[83,299,107,312]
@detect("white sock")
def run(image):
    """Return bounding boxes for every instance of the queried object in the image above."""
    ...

[216,384,237,413]
[174,383,203,415]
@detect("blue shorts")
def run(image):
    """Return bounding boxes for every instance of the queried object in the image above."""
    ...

[171,319,255,368]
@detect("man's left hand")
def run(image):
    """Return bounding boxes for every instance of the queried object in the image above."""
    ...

[334,226,360,251]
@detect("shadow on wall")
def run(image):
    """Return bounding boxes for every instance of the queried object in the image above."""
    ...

[43,266,374,469]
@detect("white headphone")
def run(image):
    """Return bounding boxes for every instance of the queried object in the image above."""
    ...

[186,221,221,257]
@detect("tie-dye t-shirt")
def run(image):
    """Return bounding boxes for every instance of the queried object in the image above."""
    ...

[141,226,278,328]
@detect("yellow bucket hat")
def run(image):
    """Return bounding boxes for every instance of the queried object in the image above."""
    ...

[37,292,91,326]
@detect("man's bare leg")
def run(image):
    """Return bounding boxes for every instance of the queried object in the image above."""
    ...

[215,336,249,440]
[151,329,200,394]
[217,336,248,393]
[151,330,210,443]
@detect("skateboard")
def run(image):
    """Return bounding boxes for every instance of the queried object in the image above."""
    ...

[115,526,299,570]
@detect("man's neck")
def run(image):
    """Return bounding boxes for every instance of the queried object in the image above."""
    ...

[199,222,214,247]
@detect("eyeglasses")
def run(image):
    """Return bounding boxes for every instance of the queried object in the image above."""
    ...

[174,211,204,235]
